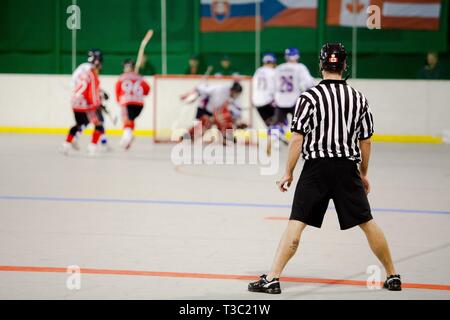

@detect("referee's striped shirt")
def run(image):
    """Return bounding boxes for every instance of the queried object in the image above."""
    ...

[291,79,374,162]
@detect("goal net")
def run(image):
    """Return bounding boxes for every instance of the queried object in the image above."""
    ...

[152,75,254,143]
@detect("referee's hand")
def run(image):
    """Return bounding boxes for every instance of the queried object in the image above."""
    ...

[360,174,371,194]
[277,175,293,192]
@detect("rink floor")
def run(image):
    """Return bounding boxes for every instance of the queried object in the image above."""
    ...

[0,134,449,300]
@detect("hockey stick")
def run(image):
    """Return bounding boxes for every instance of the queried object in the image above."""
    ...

[101,105,118,126]
[204,65,214,79]
[172,66,214,135]
[99,90,118,125]
[182,65,214,104]
[135,29,154,73]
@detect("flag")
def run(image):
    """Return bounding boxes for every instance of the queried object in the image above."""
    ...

[200,0,318,33]
[327,0,442,31]
[375,0,441,30]
[327,0,443,30]
[200,0,262,32]
[263,0,318,28]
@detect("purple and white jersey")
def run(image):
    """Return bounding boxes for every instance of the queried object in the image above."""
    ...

[274,62,315,108]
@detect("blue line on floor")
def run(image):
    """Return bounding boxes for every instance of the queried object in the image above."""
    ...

[0,195,449,215]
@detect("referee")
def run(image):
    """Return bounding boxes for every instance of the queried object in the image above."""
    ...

[249,43,401,294]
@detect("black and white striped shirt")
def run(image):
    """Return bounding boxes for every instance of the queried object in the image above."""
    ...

[291,79,374,162]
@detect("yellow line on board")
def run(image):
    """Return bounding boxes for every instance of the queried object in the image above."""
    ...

[0,127,443,144]
[284,131,443,144]
[371,135,443,144]
[0,127,154,137]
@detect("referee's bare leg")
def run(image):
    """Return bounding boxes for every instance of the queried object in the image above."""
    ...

[267,133,306,280]
[267,220,306,280]
[359,220,396,276]
[266,220,397,280]
[358,138,397,276]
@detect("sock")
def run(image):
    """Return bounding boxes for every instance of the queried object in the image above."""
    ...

[124,120,135,130]
[92,130,102,144]
[66,134,74,143]
[121,128,133,144]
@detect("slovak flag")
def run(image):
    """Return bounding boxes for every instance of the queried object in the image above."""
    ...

[327,0,442,31]
[201,0,261,32]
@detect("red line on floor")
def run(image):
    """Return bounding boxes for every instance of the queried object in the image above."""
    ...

[0,265,449,291]
[265,216,289,220]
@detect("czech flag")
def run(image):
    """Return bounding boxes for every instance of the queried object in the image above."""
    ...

[327,0,442,31]
[263,0,318,28]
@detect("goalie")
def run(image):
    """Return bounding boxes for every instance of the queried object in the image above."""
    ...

[180,81,244,142]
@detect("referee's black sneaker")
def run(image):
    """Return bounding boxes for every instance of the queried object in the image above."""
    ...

[248,275,281,294]
[384,274,402,291]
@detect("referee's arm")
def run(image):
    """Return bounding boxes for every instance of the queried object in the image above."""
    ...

[358,103,375,194]
[277,97,310,192]
[277,133,304,192]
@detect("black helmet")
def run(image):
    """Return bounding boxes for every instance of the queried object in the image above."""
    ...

[230,81,243,93]
[87,49,103,64]
[320,43,347,73]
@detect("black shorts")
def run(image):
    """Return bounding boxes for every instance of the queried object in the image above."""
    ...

[290,158,373,230]
[74,111,90,127]
[256,104,275,125]
[195,107,212,120]
[127,105,144,121]
[272,106,295,126]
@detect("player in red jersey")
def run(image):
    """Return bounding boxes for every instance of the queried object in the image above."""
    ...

[61,49,105,156]
[115,59,150,149]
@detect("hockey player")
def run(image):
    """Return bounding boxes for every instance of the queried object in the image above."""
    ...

[115,59,150,149]
[252,53,277,126]
[272,47,315,144]
[180,81,243,142]
[62,49,106,156]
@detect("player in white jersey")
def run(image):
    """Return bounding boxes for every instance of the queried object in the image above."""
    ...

[180,81,243,141]
[272,47,315,143]
[252,53,277,126]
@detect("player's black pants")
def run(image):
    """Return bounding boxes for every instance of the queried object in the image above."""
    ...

[256,104,275,126]
[195,107,213,120]
[271,106,295,126]
[126,104,144,121]
[69,110,103,137]
[69,111,90,136]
